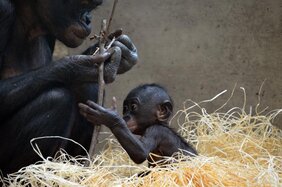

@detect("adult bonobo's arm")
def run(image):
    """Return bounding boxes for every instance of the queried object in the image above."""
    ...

[78,100,157,164]
[0,53,119,122]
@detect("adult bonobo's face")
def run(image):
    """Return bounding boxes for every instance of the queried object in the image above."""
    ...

[34,0,103,47]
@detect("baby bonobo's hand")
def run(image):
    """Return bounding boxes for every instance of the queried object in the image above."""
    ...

[78,97,122,129]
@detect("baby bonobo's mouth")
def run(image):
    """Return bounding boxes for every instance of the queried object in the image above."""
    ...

[127,123,137,132]
[123,116,139,134]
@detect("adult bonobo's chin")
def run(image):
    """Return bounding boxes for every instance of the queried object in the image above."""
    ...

[34,0,103,47]
[0,0,138,176]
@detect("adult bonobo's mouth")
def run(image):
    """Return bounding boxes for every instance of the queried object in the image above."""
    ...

[59,0,103,48]
[74,0,104,39]
[62,11,93,48]
[73,12,92,39]
[81,11,92,26]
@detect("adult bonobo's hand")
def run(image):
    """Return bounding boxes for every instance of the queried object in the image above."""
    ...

[53,47,121,84]
[84,29,138,74]
[112,33,138,74]
[78,97,123,129]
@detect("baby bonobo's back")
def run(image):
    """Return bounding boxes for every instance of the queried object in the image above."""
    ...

[144,124,197,166]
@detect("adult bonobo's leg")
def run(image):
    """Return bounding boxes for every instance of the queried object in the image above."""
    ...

[0,88,86,175]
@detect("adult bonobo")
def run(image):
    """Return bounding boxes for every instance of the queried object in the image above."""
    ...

[0,0,138,176]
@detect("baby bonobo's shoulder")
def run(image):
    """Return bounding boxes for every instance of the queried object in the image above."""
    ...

[145,124,175,137]
[146,124,170,130]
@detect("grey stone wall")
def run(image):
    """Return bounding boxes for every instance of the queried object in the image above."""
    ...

[62,0,282,128]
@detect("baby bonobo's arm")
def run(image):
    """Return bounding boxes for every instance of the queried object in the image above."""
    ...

[78,98,159,164]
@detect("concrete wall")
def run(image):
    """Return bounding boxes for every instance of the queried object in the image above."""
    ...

[64,0,282,128]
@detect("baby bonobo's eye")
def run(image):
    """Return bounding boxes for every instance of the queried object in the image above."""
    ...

[131,103,138,112]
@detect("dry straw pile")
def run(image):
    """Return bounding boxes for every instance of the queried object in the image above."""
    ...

[2,88,282,186]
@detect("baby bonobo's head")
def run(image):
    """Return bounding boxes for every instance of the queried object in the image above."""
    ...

[122,83,173,135]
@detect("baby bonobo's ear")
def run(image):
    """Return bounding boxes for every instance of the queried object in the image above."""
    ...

[156,100,173,122]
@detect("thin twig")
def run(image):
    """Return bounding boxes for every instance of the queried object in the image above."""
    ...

[92,37,116,56]
[88,0,119,159]
[88,19,107,158]
[97,19,107,106]
[106,0,119,36]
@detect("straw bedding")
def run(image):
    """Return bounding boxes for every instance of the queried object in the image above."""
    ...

[2,89,282,186]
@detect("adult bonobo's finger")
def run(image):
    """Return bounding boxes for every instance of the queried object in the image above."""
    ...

[107,46,122,64]
[103,46,122,83]
[116,35,137,52]
[111,97,117,111]
[90,52,112,64]
[108,28,123,40]
[73,53,111,67]
[86,100,105,112]
[113,41,138,64]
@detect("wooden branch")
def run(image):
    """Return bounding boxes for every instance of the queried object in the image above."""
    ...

[98,19,107,106]
[88,19,107,158]
[92,37,116,56]
[88,0,119,159]
[106,0,119,36]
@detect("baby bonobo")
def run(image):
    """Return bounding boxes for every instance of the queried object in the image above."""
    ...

[78,84,197,166]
